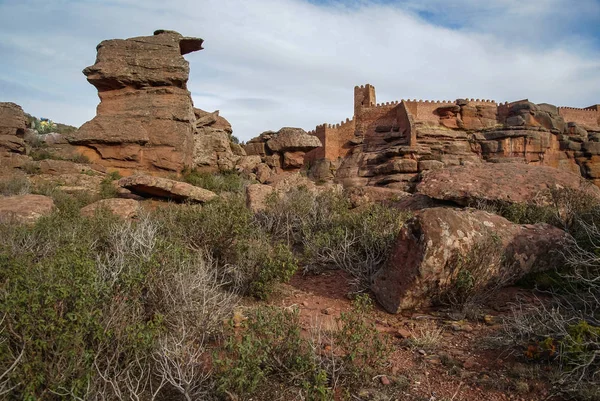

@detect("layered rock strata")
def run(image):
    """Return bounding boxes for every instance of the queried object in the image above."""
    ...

[306,85,600,190]
[71,30,204,173]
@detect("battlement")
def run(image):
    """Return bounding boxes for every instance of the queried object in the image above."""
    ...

[310,85,599,165]
[558,105,600,129]
[558,106,598,112]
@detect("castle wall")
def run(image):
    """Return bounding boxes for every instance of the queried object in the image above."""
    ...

[559,107,600,129]
[305,118,356,162]
[403,100,455,125]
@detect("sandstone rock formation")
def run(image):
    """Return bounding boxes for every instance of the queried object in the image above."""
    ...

[0,103,27,156]
[81,198,140,219]
[417,163,600,206]
[118,175,216,202]
[193,108,245,171]
[305,85,600,191]
[0,194,55,224]
[372,207,569,313]
[0,103,27,137]
[242,127,321,183]
[71,30,204,173]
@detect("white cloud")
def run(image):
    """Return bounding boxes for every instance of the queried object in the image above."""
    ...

[0,0,598,141]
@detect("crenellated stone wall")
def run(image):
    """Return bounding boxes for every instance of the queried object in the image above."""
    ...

[306,84,600,189]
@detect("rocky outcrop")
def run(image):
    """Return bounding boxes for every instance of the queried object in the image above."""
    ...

[417,163,600,206]
[242,127,321,182]
[0,103,27,156]
[372,207,569,312]
[81,198,140,219]
[71,30,204,173]
[0,103,27,137]
[118,175,216,203]
[0,194,55,224]
[193,108,245,171]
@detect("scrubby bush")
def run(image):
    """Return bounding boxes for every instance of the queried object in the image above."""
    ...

[99,171,121,199]
[0,193,301,399]
[215,295,390,400]
[153,196,298,299]
[0,176,31,196]
[497,202,600,399]
[473,187,600,231]
[256,188,409,293]
[182,169,249,194]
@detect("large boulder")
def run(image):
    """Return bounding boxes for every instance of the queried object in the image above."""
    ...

[417,163,600,206]
[372,207,569,312]
[0,194,55,224]
[71,30,204,173]
[118,175,216,203]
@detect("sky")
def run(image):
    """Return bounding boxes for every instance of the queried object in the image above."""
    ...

[0,0,599,141]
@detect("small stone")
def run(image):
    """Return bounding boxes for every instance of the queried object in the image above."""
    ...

[321,308,332,315]
[380,375,391,385]
[302,301,309,307]
[396,328,412,339]
[418,349,427,356]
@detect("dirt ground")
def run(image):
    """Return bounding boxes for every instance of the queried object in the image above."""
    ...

[257,270,558,401]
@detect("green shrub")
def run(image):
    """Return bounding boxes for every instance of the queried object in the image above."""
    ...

[257,189,409,293]
[334,294,391,380]
[215,297,390,400]
[0,208,239,400]
[99,171,121,199]
[498,198,600,399]
[215,306,330,399]
[154,196,298,298]
[182,169,249,194]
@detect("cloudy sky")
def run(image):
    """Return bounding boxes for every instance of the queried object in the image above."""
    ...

[0,0,599,141]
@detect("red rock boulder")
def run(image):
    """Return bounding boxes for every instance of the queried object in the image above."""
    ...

[372,207,569,313]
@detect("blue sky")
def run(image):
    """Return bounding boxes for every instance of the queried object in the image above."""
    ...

[0,0,599,140]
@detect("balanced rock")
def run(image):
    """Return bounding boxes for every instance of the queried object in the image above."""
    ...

[417,163,600,206]
[372,207,569,312]
[266,127,322,153]
[118,175,216,203]
[0,194,55,224]
[71,30,204,173]
[244,128,322,176]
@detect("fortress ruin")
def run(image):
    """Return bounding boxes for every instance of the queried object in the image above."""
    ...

[305,84,600,188]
